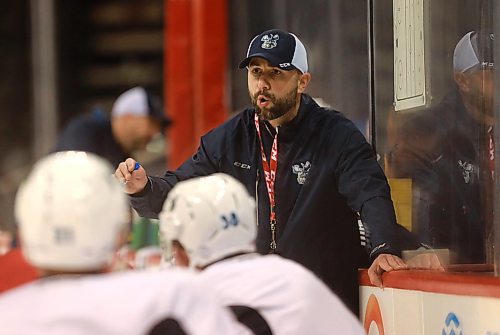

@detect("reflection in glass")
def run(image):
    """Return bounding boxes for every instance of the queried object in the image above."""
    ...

[385,30,494,264]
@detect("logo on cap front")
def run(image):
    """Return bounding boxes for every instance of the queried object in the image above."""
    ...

[261,34,279,49]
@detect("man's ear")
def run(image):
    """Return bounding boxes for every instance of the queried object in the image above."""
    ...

[297,72,312,93]
[454,71,470,93]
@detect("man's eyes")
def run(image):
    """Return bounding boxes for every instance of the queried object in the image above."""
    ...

[271,69,282,76]
[249,68,282,77]
[250,68,262,75]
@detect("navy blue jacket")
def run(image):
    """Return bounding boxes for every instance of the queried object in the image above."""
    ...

[131,94,416,312]
[54,110,129,168]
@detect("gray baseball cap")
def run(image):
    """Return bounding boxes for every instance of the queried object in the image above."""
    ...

[453,31,494,73]
[112,86,171,128]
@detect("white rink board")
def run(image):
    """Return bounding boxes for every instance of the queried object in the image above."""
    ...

[360,285,500,334]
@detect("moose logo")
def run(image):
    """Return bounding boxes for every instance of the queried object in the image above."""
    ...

[261,34,279,49]
[292,161,311,185]
[457,160,475,184]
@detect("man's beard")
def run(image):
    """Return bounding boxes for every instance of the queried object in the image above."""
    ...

[250,87,298,121]
[467,85,493,120]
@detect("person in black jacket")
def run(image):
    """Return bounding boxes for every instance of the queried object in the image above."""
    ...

[115,29,432,312]
[54,86,171,168]
[386,30,494,264]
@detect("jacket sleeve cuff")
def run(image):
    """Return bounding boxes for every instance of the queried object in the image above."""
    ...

[369,242,400,261]
[129,177,152,198]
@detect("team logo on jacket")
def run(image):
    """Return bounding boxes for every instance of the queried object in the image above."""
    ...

[261,34,279,49]
[457,160,475,184]
[292,161,311,185]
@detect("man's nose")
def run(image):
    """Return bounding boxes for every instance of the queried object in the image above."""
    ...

[257,76,270,90]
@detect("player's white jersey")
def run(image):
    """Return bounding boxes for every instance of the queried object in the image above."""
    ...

[199,254,365,335]
[0,269,251,335]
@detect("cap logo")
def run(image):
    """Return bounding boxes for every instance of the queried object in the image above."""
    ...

[261,34,279,49]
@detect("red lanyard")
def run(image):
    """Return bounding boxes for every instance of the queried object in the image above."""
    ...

[254,113,278,250]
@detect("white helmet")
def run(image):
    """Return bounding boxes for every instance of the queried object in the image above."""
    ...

[15,151,129,271]
[159,173,256,269]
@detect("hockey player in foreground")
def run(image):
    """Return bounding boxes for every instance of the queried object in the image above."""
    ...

[159,173,366,335]
[0,152,250,335]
